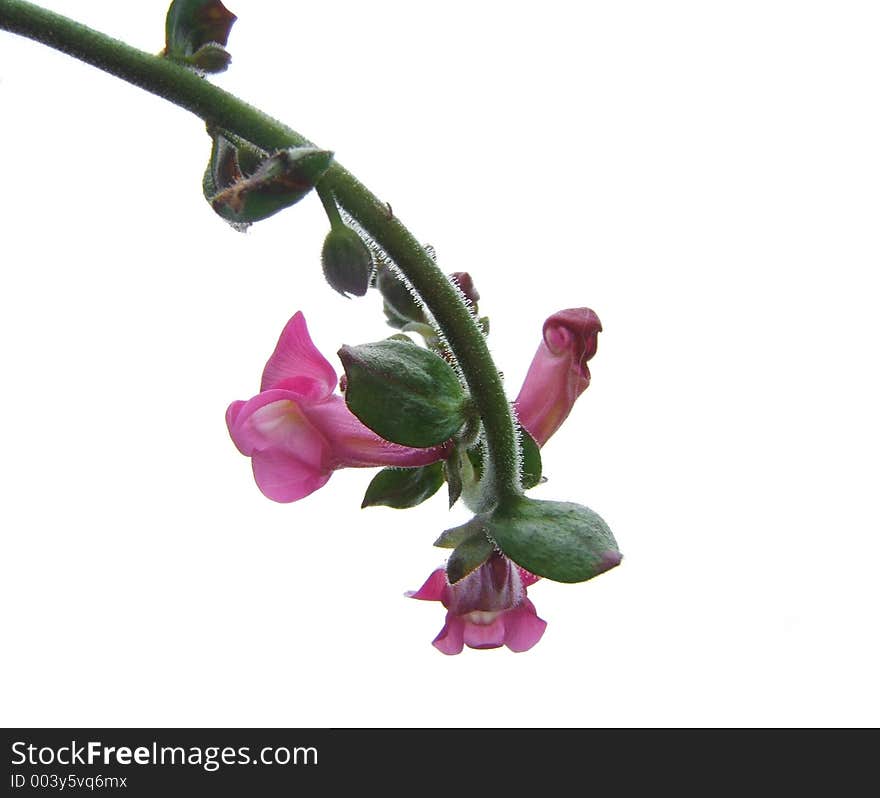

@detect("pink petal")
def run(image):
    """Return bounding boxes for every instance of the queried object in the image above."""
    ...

[406,568,449,602]
[226,390,327,457]
[251,448,332,503]
[432,615,465,655]
[260,312,338,398]
[303,396,449,468]
[225,400,246,432]
[462,614,507,650]
[502,599,548,652]
[226,390,334,503]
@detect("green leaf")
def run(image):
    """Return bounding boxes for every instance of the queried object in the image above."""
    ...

[209,147,333,226]
[446,530,495,584]
[338,339,468,448]
[488,497,621,584]
[321,226,373,298]
[164,0,237,73]
[361,463,444,509]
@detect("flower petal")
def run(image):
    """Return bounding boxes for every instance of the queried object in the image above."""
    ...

[225,400,246,433]
[502,599,548,652]
[251,447,331,503]
[226,389,327,457]
[226,390,334,502]
[304,395,449,468]
[432,615,465,655]
[462,614,507,649]
[260,312,338,398]
[406,568,449,602]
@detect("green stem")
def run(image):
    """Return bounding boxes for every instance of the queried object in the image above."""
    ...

[0,0,523,504]
[316,186,343,230]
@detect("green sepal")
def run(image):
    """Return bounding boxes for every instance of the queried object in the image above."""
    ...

[188,42,231,73]
[446,529,495,584]
[465,423,541,490]
[519,426,542,490]
[204,128,266,183]
[164,0,236,73]
[489,497,620,584]
[443,453,463,508]
[209,147,333,226]
[202,132,240,199]
[338,339,468,448]
[321,226,373,297]
[361,463,445,509]
[466,444,484,482]
[434,516,485,549]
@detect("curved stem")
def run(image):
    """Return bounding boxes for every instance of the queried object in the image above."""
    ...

[0,0,523,504]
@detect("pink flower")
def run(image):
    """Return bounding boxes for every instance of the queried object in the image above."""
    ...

[514,307,602,447]
[408,554,547,655]
[228,307,601,503]
[226,312,446,502]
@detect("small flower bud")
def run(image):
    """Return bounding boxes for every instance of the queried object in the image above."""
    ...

[449,271,480,312]
[164,0,237,74]
[321,226,373,297]
[209,147,334,226]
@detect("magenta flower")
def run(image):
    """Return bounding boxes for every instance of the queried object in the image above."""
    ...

[408,553,547,655]
[514,307,602,447]
[227,306,601,503]
[226,312,446,502]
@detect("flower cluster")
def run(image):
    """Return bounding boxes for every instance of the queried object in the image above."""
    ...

[226,307,604,653]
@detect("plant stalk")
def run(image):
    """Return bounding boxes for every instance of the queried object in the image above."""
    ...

[0,0,523,503]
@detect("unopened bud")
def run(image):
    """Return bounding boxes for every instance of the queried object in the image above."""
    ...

[321,226,373,297]
[209,147,333,226]
[338,339,468,448]
[449,272,480,312]
[164,0,237,74]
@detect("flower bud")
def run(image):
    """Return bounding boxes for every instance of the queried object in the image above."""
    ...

[338,339,469,448]
[488,496,621,584]
[514,307,602,447]
[449,271,480,312]
[209,147,334,226]
[321,226,373,297]
[164,0,237,73]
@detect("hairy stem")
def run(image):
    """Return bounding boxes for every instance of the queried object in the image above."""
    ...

[0,0,523,503]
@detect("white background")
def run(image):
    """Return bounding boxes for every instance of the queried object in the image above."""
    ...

[1,0,878,727]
